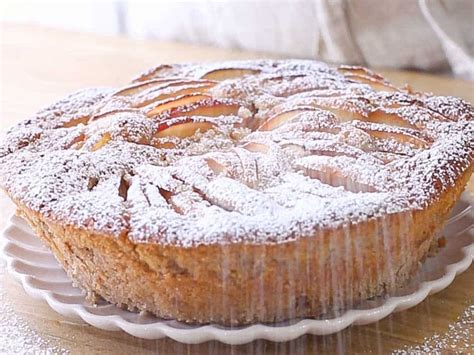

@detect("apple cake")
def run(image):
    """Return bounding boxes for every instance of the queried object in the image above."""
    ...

[0,60,472,325]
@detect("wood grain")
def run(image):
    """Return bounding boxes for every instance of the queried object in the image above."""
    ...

[0,23,472,354]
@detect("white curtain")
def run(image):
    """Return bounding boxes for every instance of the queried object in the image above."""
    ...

[3,0,473,79]
[124,0,474,79]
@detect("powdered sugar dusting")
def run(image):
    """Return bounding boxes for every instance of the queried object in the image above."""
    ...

[0,60,472,247]
[393,304,474,354]
[0,260,69,354]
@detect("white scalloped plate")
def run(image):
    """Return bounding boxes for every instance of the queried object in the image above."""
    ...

[1,193,473,345]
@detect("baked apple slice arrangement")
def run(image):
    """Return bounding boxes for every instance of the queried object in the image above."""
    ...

[64,62,440,198]
[48,60,452,205]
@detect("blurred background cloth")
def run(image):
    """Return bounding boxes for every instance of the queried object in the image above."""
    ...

[2,0,473,79]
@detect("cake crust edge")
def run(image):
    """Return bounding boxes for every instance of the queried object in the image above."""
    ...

[10,164,472,325]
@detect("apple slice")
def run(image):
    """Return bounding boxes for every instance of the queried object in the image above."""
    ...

[364,129,429,149]
[113,78,190,96]
[205,158,227,174]
[155,120,215,139]
[62,116,90,128]
[201,68,260,81]
[338,65,397,91]
[132,64,175,82]
[258,109,312,131]
[242,142,269,153]
[91,132,112,151]
[169,99,241,118]
[365,109,416,129]
[67,133,86,149]
[260,103,367,129]
[146,94,211,117]
[89,109,139,124]
[338,66,384,80]
[346,74,398,92]
[133,82,216,108]
[312,104,366,122]
[152,141,176,149]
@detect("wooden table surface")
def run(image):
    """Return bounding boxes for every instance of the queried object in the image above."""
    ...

[0,23,472,354]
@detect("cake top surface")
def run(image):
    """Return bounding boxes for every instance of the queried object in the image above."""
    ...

[0,60,473,247]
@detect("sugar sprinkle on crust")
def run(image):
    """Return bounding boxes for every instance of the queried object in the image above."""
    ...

[0,60,473,247]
